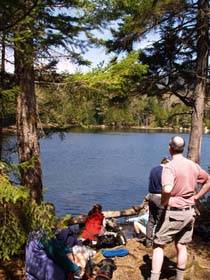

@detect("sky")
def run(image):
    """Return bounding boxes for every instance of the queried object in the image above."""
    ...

[56,45,113,74]
[5,43,114,74]
[56,27,117,74]
[56,42,154,74]
[56,29,159,74]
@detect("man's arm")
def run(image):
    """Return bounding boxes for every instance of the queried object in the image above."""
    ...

[194,175,210,201]
[161,184,173,206]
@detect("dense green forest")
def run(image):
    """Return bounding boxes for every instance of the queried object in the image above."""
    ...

[35,70,193,130]
[3,56,210,130]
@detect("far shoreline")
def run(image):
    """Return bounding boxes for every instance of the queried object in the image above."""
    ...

[2,124,210,135]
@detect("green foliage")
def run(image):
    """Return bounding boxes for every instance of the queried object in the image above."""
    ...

[0,84,18,125]
[0,174,29,260]
[0,87,18,102]
[167,104,192,128]
[2,0,106,75]
[36,68,198,129]
[35,47,199,130]
[37,51,150,127]
[0,170,57,260]
[104,107,132,126]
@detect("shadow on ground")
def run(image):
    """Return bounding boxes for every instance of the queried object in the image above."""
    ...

[140,254,176,280]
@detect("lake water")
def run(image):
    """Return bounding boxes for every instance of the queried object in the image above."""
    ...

[3,129,210,217]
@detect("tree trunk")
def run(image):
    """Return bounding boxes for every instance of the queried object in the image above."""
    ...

[14,30,43,203]
[67,203,146,225]
[187,0,209,163]
[0,31,6,160]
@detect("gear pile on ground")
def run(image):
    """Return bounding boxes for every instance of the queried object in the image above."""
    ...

[2,205,210,280]
[1,236,210,280]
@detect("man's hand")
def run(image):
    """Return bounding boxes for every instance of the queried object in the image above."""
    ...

[194,194,199,202]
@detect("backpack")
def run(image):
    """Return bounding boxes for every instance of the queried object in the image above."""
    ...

[56,228,83,247]
[96,232,127,249]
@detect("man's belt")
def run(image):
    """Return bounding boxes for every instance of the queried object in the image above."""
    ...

[166,206,194,211]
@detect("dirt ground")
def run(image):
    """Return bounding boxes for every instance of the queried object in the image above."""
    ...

[93,236,210,280]
[1,236,210,280]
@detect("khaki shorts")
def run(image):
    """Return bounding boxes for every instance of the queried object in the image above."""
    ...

[154,207,196,245]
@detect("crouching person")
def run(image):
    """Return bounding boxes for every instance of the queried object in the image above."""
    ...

[25,203,84,280]
[126,210,149,239]
[25,231,84,280]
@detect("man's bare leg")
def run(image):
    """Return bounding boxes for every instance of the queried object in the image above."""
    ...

[175,243,187,280]
[150,245,164,280]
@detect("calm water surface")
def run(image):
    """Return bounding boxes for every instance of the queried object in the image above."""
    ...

[36,130,210,217]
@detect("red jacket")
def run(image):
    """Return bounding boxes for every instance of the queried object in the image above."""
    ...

[82,212,104,241]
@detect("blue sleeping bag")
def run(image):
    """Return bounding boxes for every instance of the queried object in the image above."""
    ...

[101,248,129,258]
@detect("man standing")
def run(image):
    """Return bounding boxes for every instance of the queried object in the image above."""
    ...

[149,136,210,280]
[146,157,170,247]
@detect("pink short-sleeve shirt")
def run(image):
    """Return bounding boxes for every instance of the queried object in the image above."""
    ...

[162,155,209,207]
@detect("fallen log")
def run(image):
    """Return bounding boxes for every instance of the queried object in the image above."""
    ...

[67,201,147,225]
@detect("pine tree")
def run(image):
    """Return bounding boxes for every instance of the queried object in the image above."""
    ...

[1,0,98,202]
[101,0,209,162]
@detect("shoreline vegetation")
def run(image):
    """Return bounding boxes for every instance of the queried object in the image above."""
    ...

[3,123,209,133]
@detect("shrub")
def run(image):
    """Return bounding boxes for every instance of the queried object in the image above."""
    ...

[0,172,56,260]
